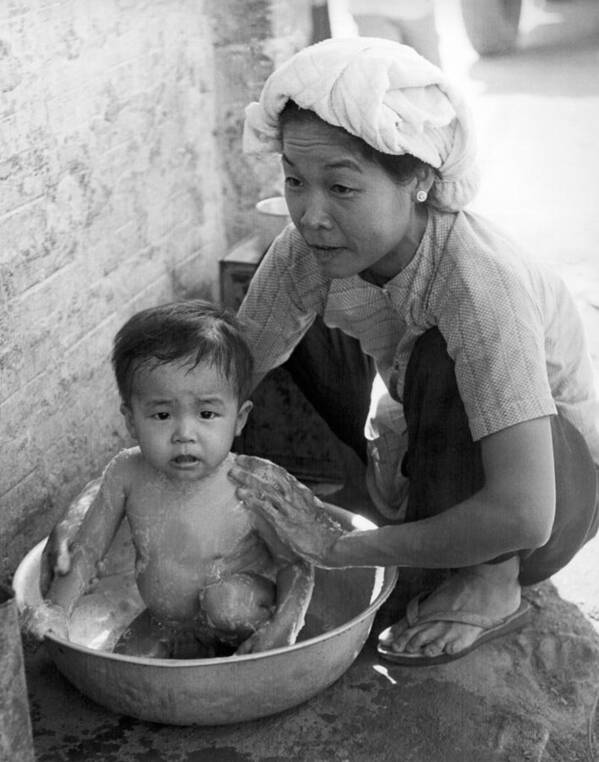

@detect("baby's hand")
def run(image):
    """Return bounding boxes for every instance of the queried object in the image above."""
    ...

[234,618,295,655]
[20,601,69,643]
[40,476,102,596]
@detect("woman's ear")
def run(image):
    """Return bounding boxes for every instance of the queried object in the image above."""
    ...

[235,400,253,436]
[415,164,435,196]
[120,403,138,440]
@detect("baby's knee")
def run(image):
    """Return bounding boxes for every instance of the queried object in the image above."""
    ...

[199,573,276,641]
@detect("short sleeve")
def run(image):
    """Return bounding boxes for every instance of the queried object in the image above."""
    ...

[238,226,329,385]
[437,240,556,441]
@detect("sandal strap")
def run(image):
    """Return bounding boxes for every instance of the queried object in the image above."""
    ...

[405,593,498,631]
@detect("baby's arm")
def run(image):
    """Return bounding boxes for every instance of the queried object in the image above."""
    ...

[39,476,102,596]
[29,457,129,639]
[235,560,314,654]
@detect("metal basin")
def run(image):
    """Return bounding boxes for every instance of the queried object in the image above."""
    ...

[14,504,397,726]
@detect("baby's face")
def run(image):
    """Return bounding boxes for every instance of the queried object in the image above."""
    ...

[122,358,251,482]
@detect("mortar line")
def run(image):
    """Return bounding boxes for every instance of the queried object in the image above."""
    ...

[2,271,173,408]
[0,195,45,224]
[0,467,38,500]
[11,259,77,304]
[0,366,50,409]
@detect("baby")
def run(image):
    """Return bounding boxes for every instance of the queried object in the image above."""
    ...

[32,300,314,657]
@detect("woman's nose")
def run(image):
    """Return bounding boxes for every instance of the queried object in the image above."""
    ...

[299,194,333,231]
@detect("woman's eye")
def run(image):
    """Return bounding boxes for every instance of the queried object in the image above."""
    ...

[331,184,355,195]
[284,176,301,189]
[200,411,217,420]
[152,412,170,421]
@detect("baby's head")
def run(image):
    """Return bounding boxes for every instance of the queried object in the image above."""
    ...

[113,300,253,407]
[112,300,254,480]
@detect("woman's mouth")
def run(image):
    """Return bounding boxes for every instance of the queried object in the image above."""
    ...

[311,245,342,260]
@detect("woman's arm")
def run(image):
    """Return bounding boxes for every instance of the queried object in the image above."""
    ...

[231,416,556,569]
[328,416,556,568]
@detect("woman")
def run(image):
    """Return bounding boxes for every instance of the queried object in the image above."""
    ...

[229,36,599,665]
[43,37,598,666]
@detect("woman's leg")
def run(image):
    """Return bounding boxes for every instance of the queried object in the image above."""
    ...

[402,327,599,582]
[380,327,598,661]
[519,415,599,585]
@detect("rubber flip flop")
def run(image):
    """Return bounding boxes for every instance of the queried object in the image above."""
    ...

[377,594,532,666]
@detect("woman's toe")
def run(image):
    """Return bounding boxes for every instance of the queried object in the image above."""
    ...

[422,640,445,658]
[400,630,428,653]
[404,623,445,652]
[444,628,478,654]
[444,640,463,656]
[386,633,410,653]
[377,627,394,646]
[378,620,407,647]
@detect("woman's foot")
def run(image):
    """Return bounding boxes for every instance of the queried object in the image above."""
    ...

[378,556,522,660]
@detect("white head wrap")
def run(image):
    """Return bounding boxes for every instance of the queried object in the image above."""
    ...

[243,37,479,211]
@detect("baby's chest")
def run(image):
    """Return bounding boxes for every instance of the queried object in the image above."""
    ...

[127,495,256,563]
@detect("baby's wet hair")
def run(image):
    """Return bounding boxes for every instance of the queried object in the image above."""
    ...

[112,300,254,405]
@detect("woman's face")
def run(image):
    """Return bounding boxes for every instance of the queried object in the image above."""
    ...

[281,116,426,282]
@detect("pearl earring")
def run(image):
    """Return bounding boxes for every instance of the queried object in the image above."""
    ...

[416,190,428,203]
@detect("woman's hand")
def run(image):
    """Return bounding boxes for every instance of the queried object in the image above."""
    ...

[229,454,346,566]
[40,477,102,596]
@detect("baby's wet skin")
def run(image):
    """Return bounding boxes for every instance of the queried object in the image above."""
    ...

[113,572,277,659]
[115,454,281,652]
[129,492,276,619]
[42,451,314,658]
[198,572,277,641]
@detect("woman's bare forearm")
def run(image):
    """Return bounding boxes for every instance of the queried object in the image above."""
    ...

[327,418,556,570]
[325,491,546,569]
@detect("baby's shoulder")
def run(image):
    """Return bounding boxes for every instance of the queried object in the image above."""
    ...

[104,446,145,484]
[110,445,143,466]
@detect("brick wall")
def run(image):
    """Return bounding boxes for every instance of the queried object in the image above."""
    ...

[0,0,313,581]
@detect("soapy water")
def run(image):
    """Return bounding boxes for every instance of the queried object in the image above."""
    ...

[68,572,329,658]
[112,610,236,659]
